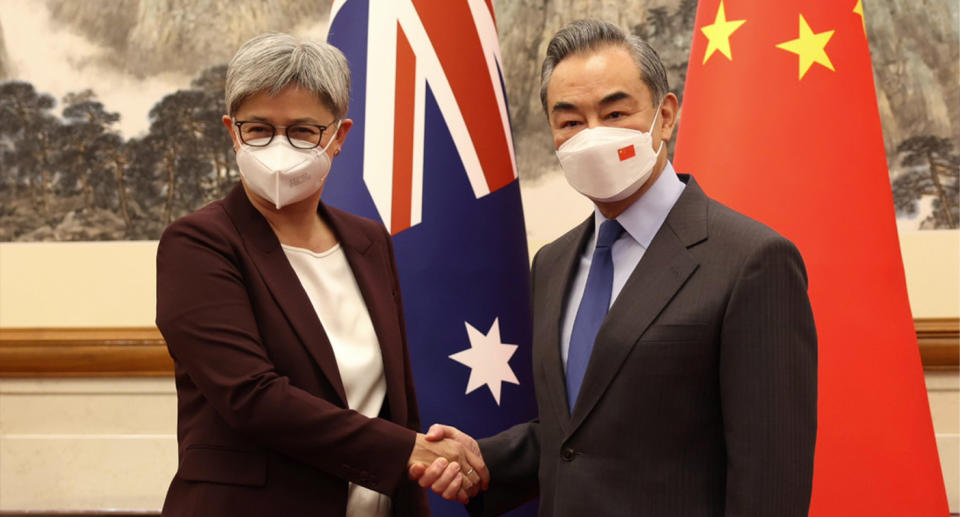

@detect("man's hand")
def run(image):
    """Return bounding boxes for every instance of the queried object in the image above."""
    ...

[407,428,487,503]
[408,424,489,503]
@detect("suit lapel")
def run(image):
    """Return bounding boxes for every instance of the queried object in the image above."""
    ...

[322,204,408,427]
[223,185,348,407]
[567,175,709,435]
[539,216,593,431]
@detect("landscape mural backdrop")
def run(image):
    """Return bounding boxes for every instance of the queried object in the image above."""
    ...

[0,0,956,241]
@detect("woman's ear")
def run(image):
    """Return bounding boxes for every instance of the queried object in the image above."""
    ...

[331,119,353,156]
[336,118,354,145]
[222,115,240,151]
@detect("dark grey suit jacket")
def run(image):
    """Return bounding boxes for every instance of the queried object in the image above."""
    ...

[473,175,817,516]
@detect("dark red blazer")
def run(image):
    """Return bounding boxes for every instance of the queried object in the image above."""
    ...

[156,184,429,516]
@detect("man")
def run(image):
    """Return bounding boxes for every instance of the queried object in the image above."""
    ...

[413,19,817,516]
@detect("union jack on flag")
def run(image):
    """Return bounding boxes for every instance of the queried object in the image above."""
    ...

[329,0,517,234]
[325,2,537,514]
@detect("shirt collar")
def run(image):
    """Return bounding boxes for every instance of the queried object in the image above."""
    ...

[593,161,686,249]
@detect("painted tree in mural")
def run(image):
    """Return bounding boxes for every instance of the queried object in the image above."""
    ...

[191,65,238,199]
[0,64,235,241]
[892,136,960,229]
[123,135,165,237]
[98,133,136,232]
[59,90,121,213]
[0,82,59,217]
[147,89,212,225]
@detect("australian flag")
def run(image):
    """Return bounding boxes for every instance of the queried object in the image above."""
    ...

[325,1,537,514]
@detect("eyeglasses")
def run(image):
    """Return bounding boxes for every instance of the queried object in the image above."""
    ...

[234,120,337,149]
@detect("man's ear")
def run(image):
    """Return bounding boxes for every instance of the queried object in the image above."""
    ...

[658,92,680,143]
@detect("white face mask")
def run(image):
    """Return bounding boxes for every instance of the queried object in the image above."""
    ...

[235,121,340,209]
[556,102,663,203]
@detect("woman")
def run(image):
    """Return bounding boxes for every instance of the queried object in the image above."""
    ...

[156,33,483,516]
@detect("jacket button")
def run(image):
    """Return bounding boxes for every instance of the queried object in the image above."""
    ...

[561,448,575,462]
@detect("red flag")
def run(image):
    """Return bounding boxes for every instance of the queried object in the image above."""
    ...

[674,1,948,514]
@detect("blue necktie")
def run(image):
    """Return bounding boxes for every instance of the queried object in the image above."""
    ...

[566,219,625,412]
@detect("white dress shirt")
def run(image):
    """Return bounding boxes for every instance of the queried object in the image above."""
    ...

[281,243,391,517]
[560,162,686,369]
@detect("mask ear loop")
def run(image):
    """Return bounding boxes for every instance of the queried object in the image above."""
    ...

[273,169,282,210]
[233,125,244,152]
[648,98,665,156]
[317,120,343,154]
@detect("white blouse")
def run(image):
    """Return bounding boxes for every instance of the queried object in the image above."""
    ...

[281,243,391,517]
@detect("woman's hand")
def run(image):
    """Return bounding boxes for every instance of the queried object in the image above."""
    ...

[407,428,488,503]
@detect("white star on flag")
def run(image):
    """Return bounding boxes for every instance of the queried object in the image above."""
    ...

[449,318,520,405]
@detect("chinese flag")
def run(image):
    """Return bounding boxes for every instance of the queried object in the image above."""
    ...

[674,1,949,515]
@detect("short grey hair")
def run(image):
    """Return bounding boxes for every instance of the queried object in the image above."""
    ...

[539,19,668,112]
[225,33,351,119]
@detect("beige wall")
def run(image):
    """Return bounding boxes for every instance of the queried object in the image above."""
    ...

[0,242,158,327]
[899,230,960,318]
[0,378,177,511]
[928,371,960,512]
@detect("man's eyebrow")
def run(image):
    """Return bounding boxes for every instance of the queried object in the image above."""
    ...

[599,91,632,106]
[551,101,577,114]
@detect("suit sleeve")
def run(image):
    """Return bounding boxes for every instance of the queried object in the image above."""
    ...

[468,421,541,517]
[156,215,416,496]
[720,236,817,516]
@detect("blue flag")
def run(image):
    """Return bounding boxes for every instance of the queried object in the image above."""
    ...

[326,1,538,514]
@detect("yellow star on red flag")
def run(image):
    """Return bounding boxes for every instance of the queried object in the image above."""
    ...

[776,14,835,80]
[853,0,867,35]
[700,0,746,64]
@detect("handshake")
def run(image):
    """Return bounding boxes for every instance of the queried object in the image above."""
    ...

[406,424,488,504]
